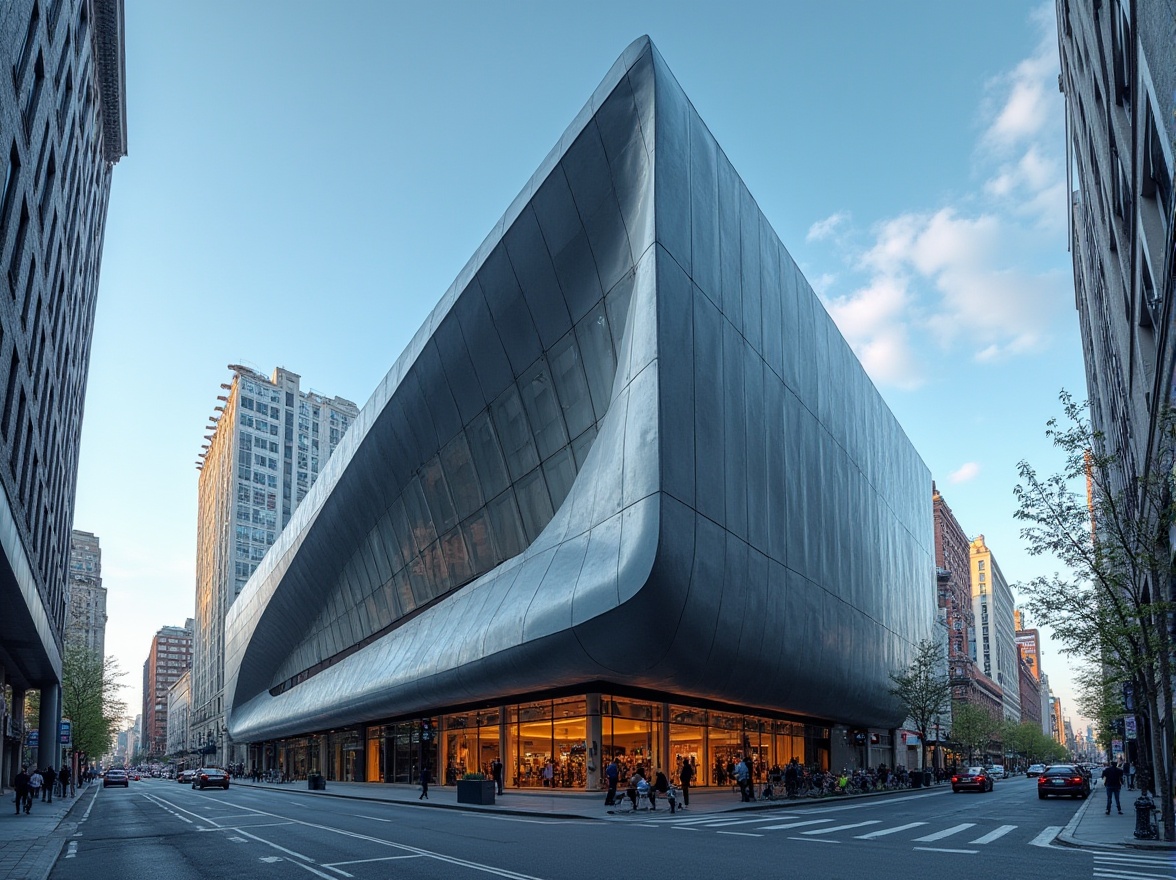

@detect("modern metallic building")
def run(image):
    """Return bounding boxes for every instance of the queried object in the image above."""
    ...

[225,37,935,788]
[0,0,126,785]
[193,365,357,768]
[141,620,193,759]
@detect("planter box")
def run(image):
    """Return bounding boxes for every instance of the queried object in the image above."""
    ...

[456,779,496,805]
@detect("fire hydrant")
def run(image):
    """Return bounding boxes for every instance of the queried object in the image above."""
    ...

[1133,791,1158,840]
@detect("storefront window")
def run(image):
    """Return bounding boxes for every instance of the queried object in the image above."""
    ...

[444,711,501,784]
[510,698,586,788]
[366,725,383,782]
[602,697,661,782]
[669,704,704,788]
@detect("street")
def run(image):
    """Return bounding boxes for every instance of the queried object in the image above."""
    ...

[46,777,1173,880]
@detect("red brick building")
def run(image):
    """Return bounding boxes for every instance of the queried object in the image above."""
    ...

[142,621,193,758]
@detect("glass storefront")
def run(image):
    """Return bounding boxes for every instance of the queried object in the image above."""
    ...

[259,696,829,790]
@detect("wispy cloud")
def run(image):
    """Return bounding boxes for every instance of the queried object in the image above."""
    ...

[949,461,981,483]
[807,4,1068,389]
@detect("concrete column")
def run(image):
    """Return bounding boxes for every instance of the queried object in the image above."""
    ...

[660,702,671,781]
[318,735,327,779]
[38,682,60,771]
[10,688,25,785]
[0,668,6,791]
[355,726,366,783]
[586,694,602,791]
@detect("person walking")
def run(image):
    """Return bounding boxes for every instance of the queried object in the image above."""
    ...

[58,764,71,798]
[604,757,619,806]
[13,766,30,815]
[27,768,43,811]
[42,766,56,803]
[491,758,504,795]
[732,755,750,801]
[678,758,693,808]
[418,765,430,800]
[1102,761,1124,814]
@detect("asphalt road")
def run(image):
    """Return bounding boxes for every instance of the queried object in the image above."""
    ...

[48,777,1172,880]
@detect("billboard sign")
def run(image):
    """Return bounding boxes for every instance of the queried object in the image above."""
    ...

[1124,717,1137,741]
[26,729,38,748]
[59,719,72,747]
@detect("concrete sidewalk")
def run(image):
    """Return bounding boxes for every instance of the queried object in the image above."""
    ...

[1057,786,1175,851]
[0,784,94,880]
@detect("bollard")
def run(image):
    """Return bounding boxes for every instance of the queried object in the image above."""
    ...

[1133,792,1158,840]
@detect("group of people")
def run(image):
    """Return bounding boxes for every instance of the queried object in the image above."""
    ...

[11,764,74,815]
[603,757,691,812]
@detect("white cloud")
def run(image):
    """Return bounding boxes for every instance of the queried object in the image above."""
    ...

[807,211,850,243]
[949,462,981,483]
[812,5,1068,388]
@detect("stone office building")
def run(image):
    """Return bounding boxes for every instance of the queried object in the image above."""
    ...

[224,37,936,789]
[0,0,126,784]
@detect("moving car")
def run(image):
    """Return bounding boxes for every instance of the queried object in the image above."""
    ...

[178,769,198,784]
[952,766,994,793]
[103,768,129,788]
[1037,763,1090,799]
[1026,764,1046,777]
[192,768,230,790]
[987,766,1007,779]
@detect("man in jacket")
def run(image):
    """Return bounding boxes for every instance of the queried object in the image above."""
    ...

[604,758,619,806]
[1102,761,1124,814]
[42,765,56,802]
[13,766,30,815]
[678,758,693,807]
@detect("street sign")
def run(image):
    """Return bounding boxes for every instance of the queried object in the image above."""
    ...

[26,729,38,748]
[59,719,72,747]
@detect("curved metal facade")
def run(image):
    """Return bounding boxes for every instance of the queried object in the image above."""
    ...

[225,37,934,744]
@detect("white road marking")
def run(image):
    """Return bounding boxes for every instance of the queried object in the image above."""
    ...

[289,863,338,880]
[353,815,392,822]
[233,828,315,862]
[1094,854,1176,867]
[64,841,78,859]
[323,855,425,867]
[716,831,763,837]
[970,824,1017,844]
[698,815,801,827]
[1092,871,1176,880]
[855,822,927,839]
[913,847,979,854]
[320,866,353,878]
[787,836,839,844]
[259,857,283,863]
[913,823,975,842]
[1027,825,1062,848]
[802,820,881,836]
[759,818,833,831]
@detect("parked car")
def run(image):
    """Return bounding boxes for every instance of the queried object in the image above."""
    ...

[1037,763,1090,799]
[103,768,129,788]
[952,766,994,793]
[192,768,230,790]
[1026,764,1046,777]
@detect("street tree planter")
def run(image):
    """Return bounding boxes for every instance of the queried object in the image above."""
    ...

[457,779,496,805]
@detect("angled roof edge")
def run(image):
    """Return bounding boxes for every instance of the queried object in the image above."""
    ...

[227,35,656,639]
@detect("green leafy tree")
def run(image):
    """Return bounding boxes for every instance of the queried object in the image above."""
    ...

[888,639,951,770]
[1014,392,1174,840]
[949,701,1001,765]
[61,647,127,764]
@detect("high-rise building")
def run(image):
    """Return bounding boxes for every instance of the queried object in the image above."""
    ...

[932,486,977,703]
[969,535,1021,722]
[0,0,127,784]
[165,669,190,759]
[141,620,193,758]
[192,365,356,767]
[1059,2,1175,498]
[64,529,105,658]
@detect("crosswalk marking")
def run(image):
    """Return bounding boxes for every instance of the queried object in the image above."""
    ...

[757,818,833,831]
[699,816,799,827]
[1092,871,1176,880]
[1028,825,1062,847]
[969,824,1016,844]
[855,822,927,839]
[801,820,882,836]
[1092,854,1176,880]
[913,823,975,842]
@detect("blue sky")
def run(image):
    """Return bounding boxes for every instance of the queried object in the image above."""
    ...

[77,2,1089,733]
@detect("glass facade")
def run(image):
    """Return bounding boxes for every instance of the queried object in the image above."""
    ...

[259,693,830,790]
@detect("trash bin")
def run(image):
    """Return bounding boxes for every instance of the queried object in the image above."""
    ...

[922,771,933,787]
[909,772,922,788]
[308,774,326,791]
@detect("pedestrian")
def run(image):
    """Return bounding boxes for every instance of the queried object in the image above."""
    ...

[58,764,71,798]
[678,757,693,807]
[732,754,750,801]
[27,768,43,810]
[743,754,756,801]
[13,766,30,815]
[43,765,56,803]
[419,765,430,800]
[542,759,554,788]
[651,767,669,811]
[1102,761,1124,814]
[491,757,504,795]
[604,757,619,806]
[1127,764,1136,790]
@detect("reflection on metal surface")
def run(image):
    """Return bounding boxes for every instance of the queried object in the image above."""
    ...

[225,36,934,744]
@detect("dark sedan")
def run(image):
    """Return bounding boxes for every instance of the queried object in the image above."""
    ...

[952,766,994,793]
[192,768,230,790]
[1037,764,1090,799]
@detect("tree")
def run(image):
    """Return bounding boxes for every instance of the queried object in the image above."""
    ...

[60,647,127,765]
[949,701,1002,765]
[888,639,951,770]
[1014,391,1175,840]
